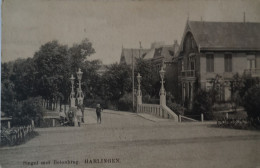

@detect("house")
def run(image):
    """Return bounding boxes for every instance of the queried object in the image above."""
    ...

[119,47,150,66]
[176,20,260,108]
[148,41,179,96]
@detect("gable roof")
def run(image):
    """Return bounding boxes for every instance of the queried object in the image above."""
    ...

[183,21,260,51]
[153,45,176,61]
[120,48,150,65]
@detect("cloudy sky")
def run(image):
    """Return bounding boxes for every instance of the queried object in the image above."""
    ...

[2,0,260,64]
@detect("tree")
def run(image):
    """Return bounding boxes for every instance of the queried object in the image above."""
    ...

[243,85,260,125]
[12,97,44,126]
[33,40,70,109]
[102,63,132,105]
[192,89,213,118]
[10,58,37,101]
[68,38,96,73]
[80,60,103,103]
[135,58,160,98]
[1,80,16,116]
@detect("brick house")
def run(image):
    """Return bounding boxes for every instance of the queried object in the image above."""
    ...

[176,20,260,108]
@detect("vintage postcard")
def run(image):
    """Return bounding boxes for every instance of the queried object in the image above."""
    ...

[1,0,260,168]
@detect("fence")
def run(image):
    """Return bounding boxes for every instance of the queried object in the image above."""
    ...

[137,104,178,121]
[1,124,35,146]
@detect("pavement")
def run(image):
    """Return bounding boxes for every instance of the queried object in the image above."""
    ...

[0,109,260,168]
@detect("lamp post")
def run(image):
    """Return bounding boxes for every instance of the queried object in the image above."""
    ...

[70,74,76,107]
[76,68,84,106]
[136,73,142,105]
[159,66,166,106]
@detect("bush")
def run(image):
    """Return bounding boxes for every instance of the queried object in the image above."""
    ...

[12,97,44,127]
[118,93,134,112]
[167,102,185,115]
[143,94,159,104]
[243,85,260,125]
[192,89,214,120]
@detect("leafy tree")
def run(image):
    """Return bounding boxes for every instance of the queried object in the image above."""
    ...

[10,58,38,101]
[192,89,213,118]
[102,63,132,104]
[33,40,70,108]
[80,60,103,102]
[12,97,44,126]
[135,58,160,98]
[243,85,260,125]
[118,93,133,111]
[1,80,16,116]
[68,38,96,73]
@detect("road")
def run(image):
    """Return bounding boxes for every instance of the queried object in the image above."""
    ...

[0,109,260,168]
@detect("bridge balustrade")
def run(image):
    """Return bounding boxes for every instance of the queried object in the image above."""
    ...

[137,104,178,122]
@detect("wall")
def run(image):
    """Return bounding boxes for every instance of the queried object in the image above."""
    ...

[200,51,248,101]
[200,52,248,82]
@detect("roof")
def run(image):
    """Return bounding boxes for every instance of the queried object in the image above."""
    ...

[120,48,150,65]
[153,45,175,61]
[144,48,156,60]
[185,21,260,51]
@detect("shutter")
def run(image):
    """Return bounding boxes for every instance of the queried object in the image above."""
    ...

[206,55,210,72]
[225,55,228,72]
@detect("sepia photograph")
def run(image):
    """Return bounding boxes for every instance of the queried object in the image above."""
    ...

[1,0,260,167]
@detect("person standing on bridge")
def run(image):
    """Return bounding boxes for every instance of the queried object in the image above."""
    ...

[96,104,103,124]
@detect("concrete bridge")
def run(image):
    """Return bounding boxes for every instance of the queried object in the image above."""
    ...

[0,109,260,168]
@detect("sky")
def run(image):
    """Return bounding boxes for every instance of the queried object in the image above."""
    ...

[2,0,260,64]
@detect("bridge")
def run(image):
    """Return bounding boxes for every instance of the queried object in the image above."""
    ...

[0,109,260,168]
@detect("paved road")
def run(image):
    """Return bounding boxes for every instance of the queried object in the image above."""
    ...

[0,109,260,168]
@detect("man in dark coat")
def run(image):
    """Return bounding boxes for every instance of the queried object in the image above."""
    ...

[96,104,102,124]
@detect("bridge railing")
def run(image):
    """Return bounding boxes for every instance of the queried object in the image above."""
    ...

[137,104,178,122]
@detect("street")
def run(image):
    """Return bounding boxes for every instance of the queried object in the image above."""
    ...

[0,109,260,168]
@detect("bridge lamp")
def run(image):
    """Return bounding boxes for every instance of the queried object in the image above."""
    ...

[76,68,83,81]
[159,67,165,82]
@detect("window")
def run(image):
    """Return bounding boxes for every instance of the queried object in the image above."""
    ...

[181,60,184,71]
[189,56,195,70]
[247,55,255,69]
[206,54,214,72]
[224,54,232,72]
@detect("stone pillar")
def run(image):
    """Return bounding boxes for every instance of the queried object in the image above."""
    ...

[190,82,194,107]
[52,119,55,127]
[8,121,11,129]
[183,82,186,103]
[70,74,76,107]
[159,66,166,106]
[136,73,142,106]
[201,113,204,122]
[160,80,166,106]
[71,98,76,107]
[226,112,229,119]
[137,94,142,105]
[31,120,34,128]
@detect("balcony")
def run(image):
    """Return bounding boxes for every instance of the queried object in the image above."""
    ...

[244,69,260,77]
[181,70,195,79]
